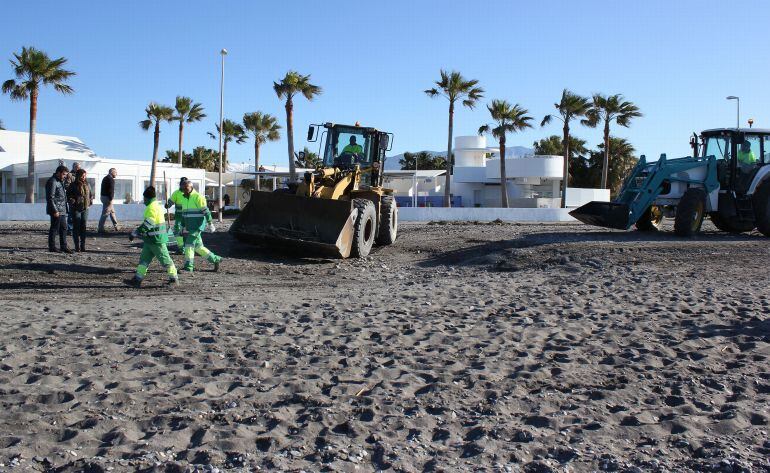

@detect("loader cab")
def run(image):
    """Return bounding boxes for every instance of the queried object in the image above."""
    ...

[308,122,394,187]
[701,128,769,194]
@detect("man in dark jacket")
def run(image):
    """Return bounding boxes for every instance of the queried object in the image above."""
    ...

[46,165,72,253]
[98,168,119,233]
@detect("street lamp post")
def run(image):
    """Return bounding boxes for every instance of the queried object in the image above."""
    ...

[726,96,740,129]
[218,48,227,223]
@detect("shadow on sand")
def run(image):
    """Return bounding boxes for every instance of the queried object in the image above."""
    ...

[0,263,123,275]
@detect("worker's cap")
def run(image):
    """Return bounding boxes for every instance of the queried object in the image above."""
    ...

[179,176,188,185]
[143,186,156,199]
[180,178,192,186]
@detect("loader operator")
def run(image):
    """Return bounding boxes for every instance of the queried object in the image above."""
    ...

[737,140,757,165]
[340,136,365,161]
[176,178,222,273]
[126,186,179,287]
[166,177,188,254]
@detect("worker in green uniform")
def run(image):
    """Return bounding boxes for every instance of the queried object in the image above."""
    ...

[126,187,178,287]
[176,178,221,273]
[737,140,757,165]
[341,136,364,159]
[166,177,187,254]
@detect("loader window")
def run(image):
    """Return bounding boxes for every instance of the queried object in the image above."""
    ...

[703,136,730,161]
[326,128,372,168]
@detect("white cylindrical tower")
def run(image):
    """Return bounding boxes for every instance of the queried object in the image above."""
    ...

[454,135,487,167]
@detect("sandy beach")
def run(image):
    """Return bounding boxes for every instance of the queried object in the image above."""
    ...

[0,221,767,472]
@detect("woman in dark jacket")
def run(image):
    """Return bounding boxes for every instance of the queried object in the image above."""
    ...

[67,169,93,252]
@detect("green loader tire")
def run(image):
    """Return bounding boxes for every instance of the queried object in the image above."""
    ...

[753,180,770,237]
[674,188,706,237]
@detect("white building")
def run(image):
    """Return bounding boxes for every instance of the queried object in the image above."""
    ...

[0,130,206,203]
[397,135,608,208]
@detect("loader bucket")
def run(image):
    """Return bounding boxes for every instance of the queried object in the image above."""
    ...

[230,191,356,258]
[569,201,632,230]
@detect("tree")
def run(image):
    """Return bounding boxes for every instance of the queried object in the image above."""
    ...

[163,147,220,171]
[139,102,174,187]
[294,147,321,169]
[399,151,447,170]
[173,96,205,165]
[208,119,246,173]
[273,71,322,182]
[0,119,4,130]
[585,94,642,189]
[425,70,483,207]
[588,137,638,196]
[478,100,533,208]
[243,112,281,190]
[533,135,587,159]
[541,89,592,208]
[2,47,74,203]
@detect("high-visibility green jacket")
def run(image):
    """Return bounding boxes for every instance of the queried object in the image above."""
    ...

[175,190,212,232]
[168,189,185,225]
[136,198,168,244]
[737,150,757,164]
[342,144,364,156]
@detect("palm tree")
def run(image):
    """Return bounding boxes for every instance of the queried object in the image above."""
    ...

[243,112,281,190]
[208,119,246,172]
[478,100,533,208]
[425,70,484,207]
[0,119,5,130]
[585,94,642,189]
[541,89,592,208]
[173,96,206,165]
[273,71,322,182]
[139,102,174,187]
[2,47,74,203]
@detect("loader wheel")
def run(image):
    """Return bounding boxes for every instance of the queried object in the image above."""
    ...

[753,180,770,237]
[375,195,398,245]
[709,212,754,233]
[635,205,663,232]
[674,188,706,237]
[351,198,377,257]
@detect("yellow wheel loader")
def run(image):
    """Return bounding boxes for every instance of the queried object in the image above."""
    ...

[230,122,398,258]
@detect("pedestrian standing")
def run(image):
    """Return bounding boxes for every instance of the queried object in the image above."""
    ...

[98,168,120,234]
[126,186,179,287]
[65,162,81,235]
[67,168,93,252]
[46,165,72,253]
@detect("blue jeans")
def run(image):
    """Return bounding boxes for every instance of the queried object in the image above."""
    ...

[72,209,89,250]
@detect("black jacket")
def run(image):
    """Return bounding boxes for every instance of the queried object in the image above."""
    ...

[67,180,93,212]
[46,174,68,216]
[100,174,115,199]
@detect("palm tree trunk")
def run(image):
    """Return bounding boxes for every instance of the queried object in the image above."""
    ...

[499,136,508,208]
[286,98,296,182]
[26,91,38,203]
[444,101,454,207]
[223,141,229,174]
[600,119,610,189]
[178,122,184,165]
[560,123,570,208]
[254,141,261,191]
[150,121,160,187]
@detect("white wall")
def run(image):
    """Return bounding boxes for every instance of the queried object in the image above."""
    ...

[399,207,576,222]
[485,156,563,179]
[0,203,147,221]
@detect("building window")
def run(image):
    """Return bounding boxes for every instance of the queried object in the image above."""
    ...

[114,179,134,203]
[143,180,166,199]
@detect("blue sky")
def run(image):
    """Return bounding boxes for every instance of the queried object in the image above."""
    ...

[1,0,768,168]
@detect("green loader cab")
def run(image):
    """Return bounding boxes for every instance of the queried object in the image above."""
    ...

[570,128,770,237]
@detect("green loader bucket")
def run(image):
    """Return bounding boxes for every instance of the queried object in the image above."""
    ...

[230,191,356,258]
[569,201,632,230]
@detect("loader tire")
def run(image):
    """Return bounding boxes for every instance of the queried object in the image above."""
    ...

[351,198,377,258]
[709,212,754,233]
[753,180,770,237]
[635,205,663,232]
[376,195,398,245]
[674,188,706,237]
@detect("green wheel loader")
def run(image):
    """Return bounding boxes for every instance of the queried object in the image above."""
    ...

[571,128,770,237]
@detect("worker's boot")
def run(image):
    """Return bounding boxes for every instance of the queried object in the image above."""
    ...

[125,276,142,288]
[167,276,179,286]
[183,262,194,273]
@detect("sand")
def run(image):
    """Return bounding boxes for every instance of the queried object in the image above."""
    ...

[0,220,768,472]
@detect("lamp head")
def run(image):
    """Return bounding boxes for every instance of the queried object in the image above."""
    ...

[726,96,738,100]
[220,48,228,55]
